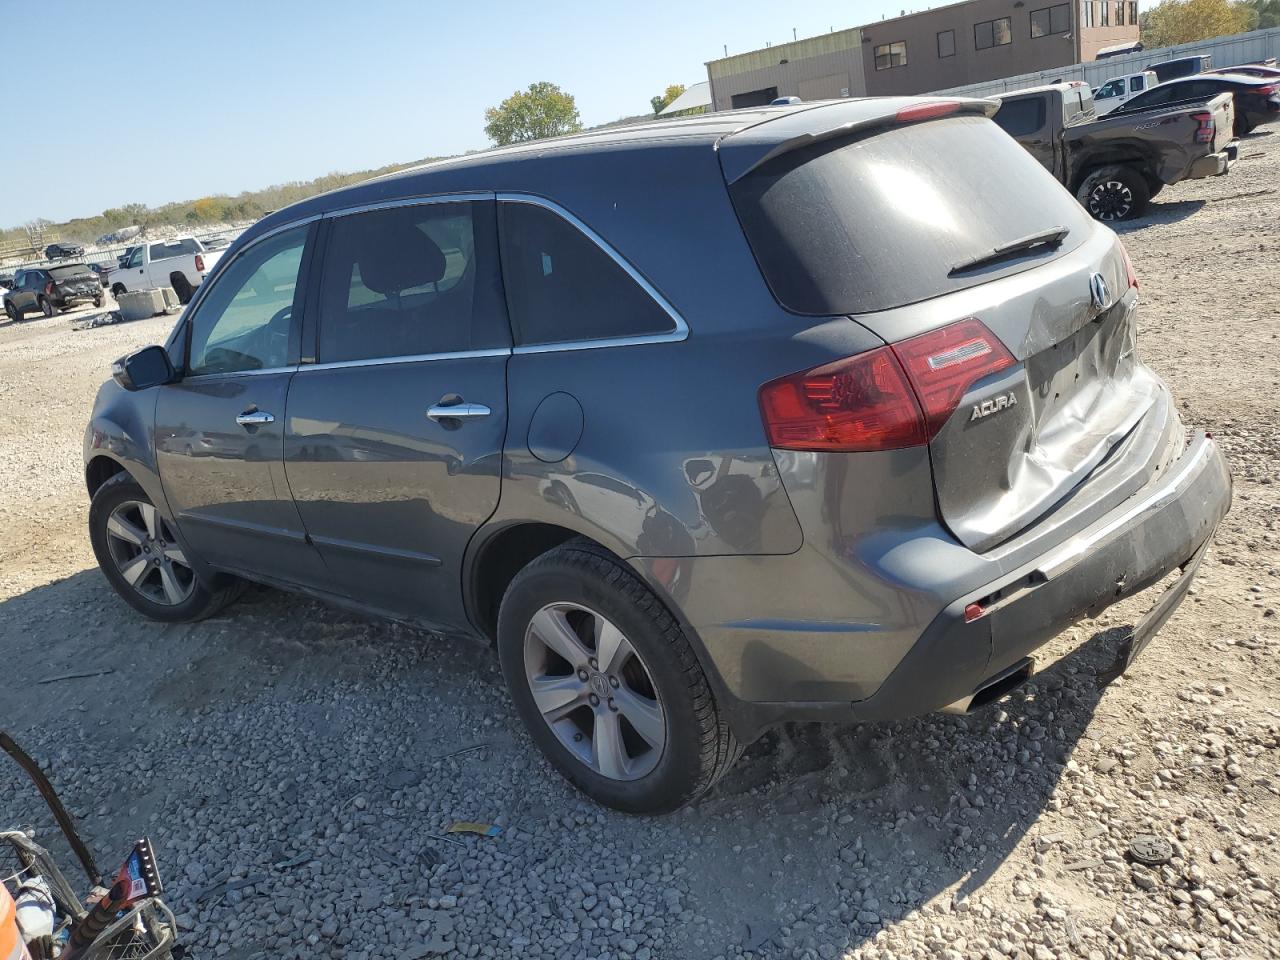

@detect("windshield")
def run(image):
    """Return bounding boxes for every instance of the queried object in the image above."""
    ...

[729,115,1092,315]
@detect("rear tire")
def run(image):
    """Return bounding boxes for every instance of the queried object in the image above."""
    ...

[1076,165,1150,221]
[497,540,742,813]
[93,293,104,308]
[89,472,245,623]
[171,273,194,305]
[112,284,126,299]
[40,297,55,318]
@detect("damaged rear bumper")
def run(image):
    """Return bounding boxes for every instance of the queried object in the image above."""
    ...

[850,430,1231,722]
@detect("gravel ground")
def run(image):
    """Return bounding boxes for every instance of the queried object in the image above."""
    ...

[1,136,1278,960]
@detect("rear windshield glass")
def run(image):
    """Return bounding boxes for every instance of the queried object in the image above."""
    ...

[149,239,200,260]
[50,264,91,279]
[729,115,1092,315]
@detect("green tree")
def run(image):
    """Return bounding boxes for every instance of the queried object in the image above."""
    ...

[1142,0,1255,47]
[1242,0,1280,27]
[483,81,583,146]
[650,83,687,115]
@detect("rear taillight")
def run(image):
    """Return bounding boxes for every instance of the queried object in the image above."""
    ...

[45,281,55,296]
[194,254,205,272]
[1191,110,1215,143]
[759,319,1015,452]
[892,319,1017,439]
[1119,241,1139,291]
[1254,83,1278,95]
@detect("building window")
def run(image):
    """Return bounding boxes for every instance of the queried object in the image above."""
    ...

[974,17,1012,50]
[1100,0,1109,25]
[1116,1,1126,24]
[1129,0,1138,22]
[874,41,908,69]
[1030,3,1071,36]
[937,29,955,57]
[1081,0,1095,26]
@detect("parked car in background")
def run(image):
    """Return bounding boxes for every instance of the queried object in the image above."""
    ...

[109,237,224,304]
[1205,64,1280,80]
[0,273,14,291]
[87,262,113,288]
[44,242,85,261]
[1115,73,1280,135]
[1146,55,1213,83]
[4,263,103,319]
[992,82,1236,220]
[84,97,1231,811]
[1093,70,1158,115]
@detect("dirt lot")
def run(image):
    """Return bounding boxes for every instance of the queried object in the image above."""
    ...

[1,137,1277,960]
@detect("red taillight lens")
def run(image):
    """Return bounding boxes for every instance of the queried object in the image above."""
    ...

[895,100,963,123]
[759,347,927,452]
[1119,241,1139,291]
[194,254,205,272]
[892,319,1017,439]
[1190,110,1215,143]
[1255,83,1277,95]
[45,281,55,295]
[759,319,1015,452]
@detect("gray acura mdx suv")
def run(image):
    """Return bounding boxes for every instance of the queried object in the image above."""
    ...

[85,97,1231,812]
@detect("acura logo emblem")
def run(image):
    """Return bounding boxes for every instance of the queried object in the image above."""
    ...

[1090,273,1111,313]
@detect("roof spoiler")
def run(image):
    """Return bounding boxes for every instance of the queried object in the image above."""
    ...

[719,97,999,184]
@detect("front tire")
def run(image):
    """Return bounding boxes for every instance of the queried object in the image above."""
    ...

[1076,165,1150,221]
[3,301,19,322]
[93,293,104,308]
[497,540,741,813]
[89,472,244,623]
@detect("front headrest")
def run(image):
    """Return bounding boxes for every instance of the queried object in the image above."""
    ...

[356,219,446,295]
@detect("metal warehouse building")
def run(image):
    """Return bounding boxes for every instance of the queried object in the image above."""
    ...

[705,0,1139,106]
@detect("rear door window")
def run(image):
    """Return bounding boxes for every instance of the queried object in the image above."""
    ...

[499,201,676,347]
[729,115,1092,315]
[315,200,509,363]
[993,97,1046,137]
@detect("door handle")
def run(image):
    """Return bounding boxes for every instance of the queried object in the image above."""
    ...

[426,401,491,422]
[236,409,275,426]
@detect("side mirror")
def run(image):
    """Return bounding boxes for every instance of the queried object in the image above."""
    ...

[112,345,176,391]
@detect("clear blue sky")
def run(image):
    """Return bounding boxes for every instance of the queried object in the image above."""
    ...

[2,0,1141,226]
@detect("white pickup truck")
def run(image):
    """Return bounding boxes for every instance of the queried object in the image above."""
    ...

[1093,70,1159,115]
[109,237,224,304]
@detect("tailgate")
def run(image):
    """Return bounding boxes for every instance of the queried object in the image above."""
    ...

[1209,93,1235,150]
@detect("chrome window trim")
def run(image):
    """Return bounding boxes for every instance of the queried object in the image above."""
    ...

[299,348,511,373]
[181,364,299,383]
[319,192,495,219]
[496,192,689,355]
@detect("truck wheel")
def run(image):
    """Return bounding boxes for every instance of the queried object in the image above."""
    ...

[170,273,194,305]
[497,539,743,813]
[1077,166,1150,222]
[40,297,55,318]
[112,284,126,299]
[1234,118,1255,136]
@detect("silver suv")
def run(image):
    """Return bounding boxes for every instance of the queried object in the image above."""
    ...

[84,98,1231,812]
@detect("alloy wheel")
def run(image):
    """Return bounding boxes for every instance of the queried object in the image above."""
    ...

[523,601,666,781]
[1089,180,1133,221]
[104,500,195,606]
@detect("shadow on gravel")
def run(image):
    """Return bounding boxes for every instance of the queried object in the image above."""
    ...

[0,566,1131,959]
[1115,199,1206,232]
[677,627,1127,956]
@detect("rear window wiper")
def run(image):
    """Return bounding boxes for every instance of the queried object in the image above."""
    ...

[948,226,1070,277]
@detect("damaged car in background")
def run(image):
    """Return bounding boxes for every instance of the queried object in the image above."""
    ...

[83,96,1231,812]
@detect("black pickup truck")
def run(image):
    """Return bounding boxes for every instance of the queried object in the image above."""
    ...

[991,81,1237,221]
